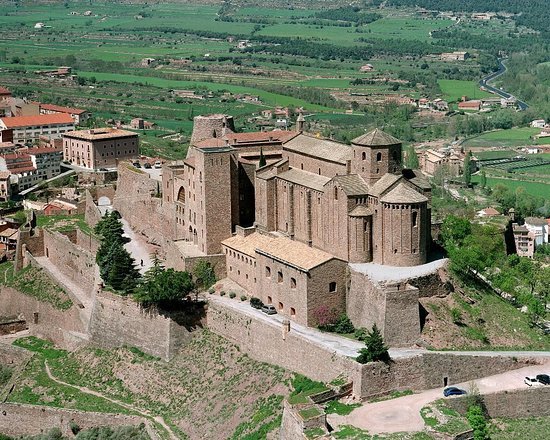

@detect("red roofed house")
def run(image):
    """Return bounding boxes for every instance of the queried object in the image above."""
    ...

[39,103,90,125]
[0,114,75,145]
[458,99,481,111]
[477,207,500,218]
[43,198,79,216]
[0,87,11,100]
[0,152,37,191]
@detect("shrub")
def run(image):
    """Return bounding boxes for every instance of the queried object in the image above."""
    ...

[333,314,355,334]
[354,327,368,341]
[467,404,488,440]
[240,295,247,301]
[220,291,226,296]
[229,292,236,299]
[451,307,463,325]
[250,297,263,309]
[69,420,81,435]
[193,260,216,290]
[356,324,390,364]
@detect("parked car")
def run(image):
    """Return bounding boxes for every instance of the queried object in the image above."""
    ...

[154,160,162,169]
[144,163,152,169]
[535,374,550,385]
[443,387,467,397]
[133,162,141,168]
[99,168,108,172]
[524,376,543,387]
[261,304,277,315]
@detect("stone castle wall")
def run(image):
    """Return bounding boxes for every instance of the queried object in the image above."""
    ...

[114,164,173,246]
[0,287,85,350]
[84,189,103,228]
[43,229,96,297]
[88,290,193,361]
[0,403,150,438]
[207,298,533,400]
[445,387,550,419]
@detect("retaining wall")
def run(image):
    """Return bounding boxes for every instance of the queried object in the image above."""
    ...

[0,403,149,437]
[88,290,194,361]
[445,387,550,419]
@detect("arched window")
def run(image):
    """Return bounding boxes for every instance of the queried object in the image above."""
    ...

[376,152,382,162]
[177,187,186,203]
[265,266,271,278]
[290,277,297,289]
[329,282,337,293]
[412,211,418,227]
[277,271,283,283]
[361,151,366,160]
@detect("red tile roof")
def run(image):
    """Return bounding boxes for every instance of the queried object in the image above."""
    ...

[0,113,74,128]
[40,103,86,115]
[22,147,61,155]
[194,131,298,148]
[0,87,10,95]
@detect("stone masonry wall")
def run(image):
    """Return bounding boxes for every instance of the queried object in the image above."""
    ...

[207,298,533,400]
[114,164,173,245]
[88,290,192,361]
[0,403,150,438]
[84,189,102,228]
[43,229,96,297]
[445,388,550,419]
[0,287,85,350]
[207,300,356,383]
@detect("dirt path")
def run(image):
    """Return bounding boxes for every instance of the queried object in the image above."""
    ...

[44,362,178,440]
[330,362,550,434]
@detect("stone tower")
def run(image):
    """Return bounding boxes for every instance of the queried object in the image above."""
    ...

[190,114,235,145]
[296,113,305,132]
[351,129,402,185]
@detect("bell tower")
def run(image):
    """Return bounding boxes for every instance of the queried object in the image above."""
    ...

[350,129,402,185]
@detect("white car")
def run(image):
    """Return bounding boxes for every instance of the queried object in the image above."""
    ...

[154,161,162,169]
[524,376,543,387]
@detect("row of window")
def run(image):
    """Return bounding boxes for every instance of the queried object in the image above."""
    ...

[266,297,296,316]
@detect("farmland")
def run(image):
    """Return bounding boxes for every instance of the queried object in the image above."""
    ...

[464,128,547,148]
[0,1,539,158]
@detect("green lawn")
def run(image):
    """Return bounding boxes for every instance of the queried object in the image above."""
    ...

[464,127,542,148]
[472,175,550,200]
[438,79,493,102]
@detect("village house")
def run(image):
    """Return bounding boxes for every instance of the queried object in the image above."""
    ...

[512,224,535,258]
[43,198,79,216]
[39,103,89,125]
[458,100,481,111]
[420,148,462,176]
[63,127,139,170]
[524,217,549,247]
[531,119,546,128]
[440,51,470,61]
[0,171,10,201]
[477,207,500,218]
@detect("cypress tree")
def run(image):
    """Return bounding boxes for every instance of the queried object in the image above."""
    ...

[464,151,472,187]
[356,324,390,364]
[259,147,266,168]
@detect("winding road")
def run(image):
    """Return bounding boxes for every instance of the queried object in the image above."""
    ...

[479,59,529,110]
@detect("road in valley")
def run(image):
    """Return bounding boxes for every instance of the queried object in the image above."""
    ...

[478,59,529,110]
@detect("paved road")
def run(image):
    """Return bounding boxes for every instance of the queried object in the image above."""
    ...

[479,59,529,110]
[330,362,550,434]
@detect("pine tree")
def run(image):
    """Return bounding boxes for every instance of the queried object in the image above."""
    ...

[356,324,390,364]
[259,147,266,168]
[463,151,472,187]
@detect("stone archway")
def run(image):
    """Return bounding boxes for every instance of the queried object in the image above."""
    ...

[98,196,111,207]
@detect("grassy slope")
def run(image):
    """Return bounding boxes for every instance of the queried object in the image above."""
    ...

[471,175,550,199]
[9,332,291,439]
[438,79,493,102]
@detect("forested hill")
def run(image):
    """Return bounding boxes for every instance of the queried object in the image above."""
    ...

[388,0,547,35]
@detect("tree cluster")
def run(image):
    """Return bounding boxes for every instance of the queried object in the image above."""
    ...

[356,324,390,364]
[95,211,140,294]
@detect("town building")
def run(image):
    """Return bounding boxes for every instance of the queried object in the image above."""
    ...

[22,147,63,180]
[43,199,79,216]
[0,114,75,144]
[458,100,481,111]
[62,127,139,170]
[162,114,433,339]
[531,119,546,128]
[39,103,89,125]
[477,207,500,218]
[524,217,549,247]
[440,51,469,61]
[0,171,11,201]
[0,152,38,191]
[512,224,535,258]
[420,148,462,176]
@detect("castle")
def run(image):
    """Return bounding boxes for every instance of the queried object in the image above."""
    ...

[162,114,434,345]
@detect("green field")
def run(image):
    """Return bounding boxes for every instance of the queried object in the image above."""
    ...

[464,127,544,147]
[472,175,550,200]
[438,79,493,102]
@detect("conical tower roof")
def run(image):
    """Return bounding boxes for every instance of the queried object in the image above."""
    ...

[352,128,401,147]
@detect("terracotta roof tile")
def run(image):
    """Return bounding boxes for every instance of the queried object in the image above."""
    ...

[283,133,352,164]
[222,232,276,258]
[369,173,401,196]
[64,127,137,141]
[380,182,428,204]
[524,217,547,227]
[277,168,330,192]
[0,113,74,128]
[352,129,401,147]
[331,174,369,196]
[40,103,86,115]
